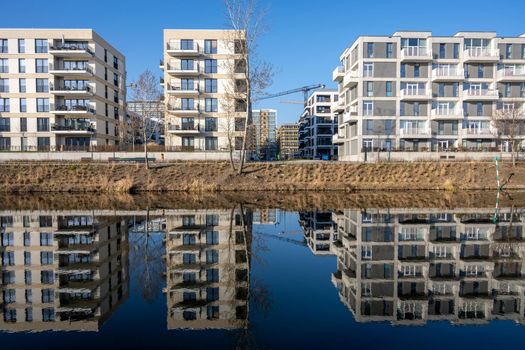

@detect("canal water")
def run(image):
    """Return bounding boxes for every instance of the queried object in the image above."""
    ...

[1,193,525,349]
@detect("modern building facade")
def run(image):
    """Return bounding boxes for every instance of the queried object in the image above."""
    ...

[164,209,251,329]
[333,31,525,161]
[0,29,126,151]
[331,207,525,325]
[277,123,299,160]
[250,109,277,160]
[127,100,165,145]
[0,213,129,331]
[161,29,247,154]
[298,89,338,160]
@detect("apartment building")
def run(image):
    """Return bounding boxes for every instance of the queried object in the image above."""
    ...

[250,109,277,160]
[253,209,277,225]
[164,209,252,329]
[0,29,126,151]
[299,211,337,256]
[298,89,338,160]
[161,30,247,154]
[277,123,299,160]
[127,100,165,145]
[331,207,525,325]
[333,31,525,161]
[0,213,129,331]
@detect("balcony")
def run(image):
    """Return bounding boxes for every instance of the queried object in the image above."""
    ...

[49,83,93,96]
[400,47,432,61]
[430,107,464,119]
[159,59,164,71]
[343,70,360,88]
[51,123,96,134]
[497,68,525,81]
[166,42,201,56]
[167,104,200,115]
[400,88,431,100]
[463,48,500,62]
[332,65,345,82]
[166,64,201,75]
[50,104,95,116]
[462,89,499,101]
[166,84,200,95]
[49,63,93,76]
[399,128,431,138]
[461,128,493,137]
[431,67,464,81]
[167,124,201,134]
[49,43,94,58]
[332,134,344,144]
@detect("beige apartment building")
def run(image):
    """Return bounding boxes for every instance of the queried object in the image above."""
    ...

[0,29,126,151]
[331,207,525,325]
[333,31,525,161]
[160,30,247,155]
[164,209,251,329]
[299,211,337,256]
[0,212,129,331]
[277,123,299,160]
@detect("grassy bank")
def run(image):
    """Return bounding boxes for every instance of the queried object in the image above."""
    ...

[0,161,523,193]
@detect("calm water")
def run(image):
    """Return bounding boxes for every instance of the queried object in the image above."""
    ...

[1,194,525,349]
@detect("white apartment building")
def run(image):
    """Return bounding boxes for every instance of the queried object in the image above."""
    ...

[298,89,338,160]
[333,31,525,161]
[161,30,247,155]
[0,29,126,151]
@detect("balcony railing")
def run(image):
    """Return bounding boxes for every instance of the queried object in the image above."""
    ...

[400,88,430,98]
[431,107,464,117]
[432,67,464,79]
[167,42,201,52]
[401,46,431,58]
[51,104,95,114]
[50,43,93,55]
[52,123,96,132]
[399,128,431,137]
[462,128,492,135]
[168,124,200,131]
[167,104,200,112]
[166,64,201,73]
[50,83,91,92]
[463,89,499,98]
[167,84,200,92]
[497,68,525,79]
[464,47,499,59]
[49,63,93,74]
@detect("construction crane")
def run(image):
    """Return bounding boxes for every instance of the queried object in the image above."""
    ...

[254,231,307,247]
[256,83,326,105]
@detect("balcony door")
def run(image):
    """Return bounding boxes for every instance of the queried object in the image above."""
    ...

[406,83,420,96]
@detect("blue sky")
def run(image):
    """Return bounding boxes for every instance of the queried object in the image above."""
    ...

[3,0,525,125]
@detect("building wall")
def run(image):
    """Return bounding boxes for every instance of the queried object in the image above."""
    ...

[277,123,299,159]
[0,29,126,151]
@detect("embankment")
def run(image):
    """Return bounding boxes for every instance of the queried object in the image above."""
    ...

[0,161,523,193]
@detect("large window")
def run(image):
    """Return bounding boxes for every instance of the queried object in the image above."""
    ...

[0,39,7,53]
[36,98,49,112]
[36,78,48,92]
[205,137,218,151]
[35,39,48,53]
[0,117,10,131]
[0,59,8,73]
[205,79,217,93]
[205,117,217,132]
[19,78,26,93]
[205,59,217,73]
[205,98,218,112]
[0,137,10,150]
[181,98,194,110]
[18,59,26,73]
[204,39,217,54]
[35,59,48,73]
[0,78,8,93]
[363,101,373,116]
[180,39,194,50]
[386,81,393,97]
[439,43,446,59]
[0,99,10,113]
[20,99,26,113]
[386,43,393,58]
[18,39,25,53]
[37,118,49,132]
[180,78,194,91]
[181,59,194,70]
[367,42,374,58]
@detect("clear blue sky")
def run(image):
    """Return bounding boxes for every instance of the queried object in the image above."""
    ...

[3,0,525,125]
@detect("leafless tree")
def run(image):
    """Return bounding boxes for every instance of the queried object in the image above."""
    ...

[224,0,273,174]
[491,101,525,167]
[130,70,163,169]
[371,120,395,163]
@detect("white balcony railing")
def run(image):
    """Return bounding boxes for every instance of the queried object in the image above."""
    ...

[462,128,492,136]
[463,89,499,98]
[432,66,464,79]
[332,65,345,80]
[400,88,430,98]
[399,128,431,137]
[401,46,431,58]
[464,47,499,59]
[497,68,525,79]
[431,107,464,117]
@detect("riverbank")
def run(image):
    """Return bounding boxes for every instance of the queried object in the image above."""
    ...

[0,161,523,193]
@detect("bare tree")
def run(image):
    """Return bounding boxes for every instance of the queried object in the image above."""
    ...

[370,120,395,163]
[130,70,163,169]
[224,0,273,174]
[491,101,525,167]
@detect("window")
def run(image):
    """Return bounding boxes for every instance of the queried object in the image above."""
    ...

[205,98,218,112]
[477,64,484,78]
[36,98,49,112]
[207,306,219,320]
[367,42,374,58]
[113,73,118,86]
[104,48,108,62]
[439,43,446,59]
[205,117,217,132]
[386,42,393,58]
[20,99,26,113]
[36,78,48,92]
[204,136,218,150]
[181,59,194,70]
[204,39,218,54]
[363,63,373,77]
[206,287,219,301]
[0,78,8,92]
[42,308,55,322]
[24,251,31,265]
[206,249,218,263]
[452,82,459,97]
[506,44,513,59]
[18,59,26,73]
[1,251,15,265]
[20,117,27,131]
[19,78,26,93]
[35,39,48,53]
[400,102,405,116]
[413,102,420,116]
[386,81,393,97]
[180,39,194,50]
[438,83,445,97]
[1,232,13,246]
[366,82,373,97]
[182,253,196,264]
[0,99,10,113]
[363,101,373,116]
[453,43,459,59]
[206,230,219,245]
[181,98,194,110]
[36,59,48,73]
[520,82,525,97]
[41,252,53,265]
[477,102,483,116]
[0,137,10,150]
[400,64,406,77]
[0,59,8,73]
[37,137,50,151]
[207,268,219,282]
[3,289,16,304]
[113,56,118,70]
[24,270,32,285]
[205,79,217,93]
[183,234,196,246]
[0,118,10,132]
[0,39,7,53]
[25,307,32,322]
[414,64,420,77]
[40,232,53,246]
[206,214,219,226]
[181,78,194,91]
[205,59,217,73]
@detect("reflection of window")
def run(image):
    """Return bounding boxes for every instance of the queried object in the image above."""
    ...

[362,245,372,260]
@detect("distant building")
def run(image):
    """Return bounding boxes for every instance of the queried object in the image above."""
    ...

[298,90,338,160]
[127,100,164,145]
[277,123,299,160]
[250,109,277,160]
[299,211,337,256]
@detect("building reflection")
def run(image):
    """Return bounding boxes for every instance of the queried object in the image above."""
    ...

[0,213,129,332]
[299,211,337,255]
[331,208,525,325]
[164,208,252,329]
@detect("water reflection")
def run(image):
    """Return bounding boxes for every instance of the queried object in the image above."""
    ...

[330,208,525,325]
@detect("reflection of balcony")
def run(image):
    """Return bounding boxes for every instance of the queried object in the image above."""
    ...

[400,47,432,61]
[463,48,499,62]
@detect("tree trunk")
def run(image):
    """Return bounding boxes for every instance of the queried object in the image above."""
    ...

[238,57,251,175]
[229,135,237,172]
[512,140,516,168]
[144,127,149,170]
